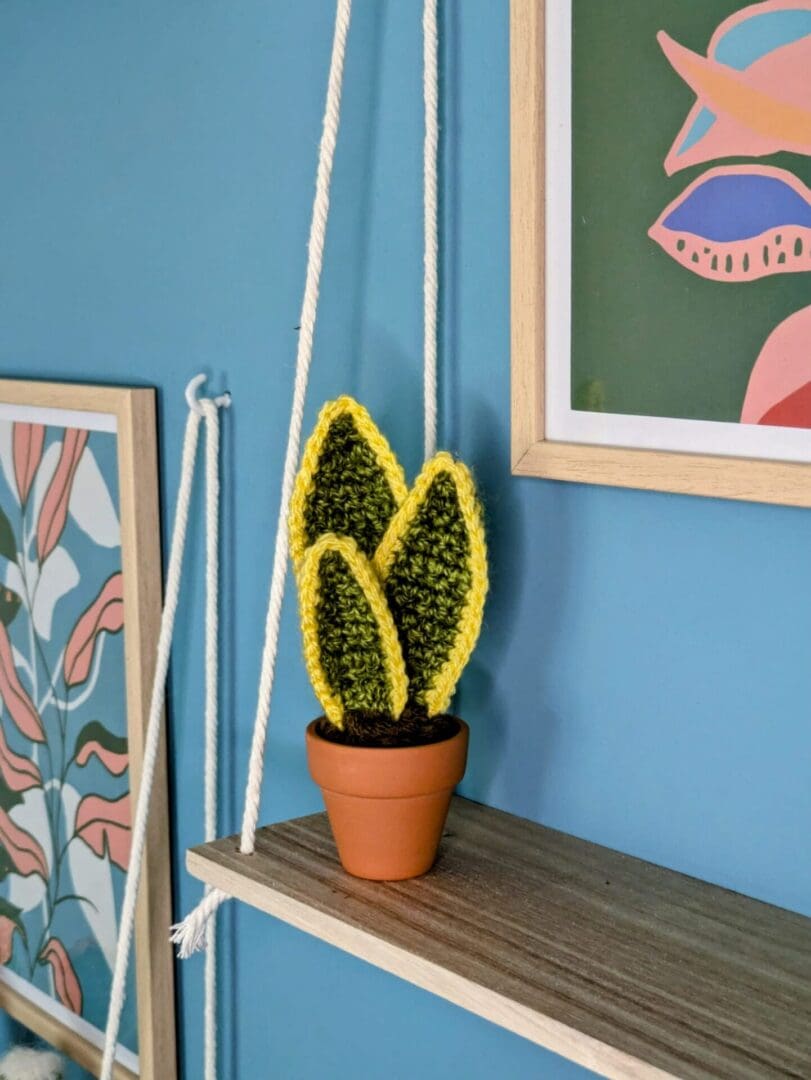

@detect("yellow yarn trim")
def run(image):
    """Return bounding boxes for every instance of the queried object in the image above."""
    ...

[298,533,409,728]
[374,452,488,717]
[289,396,408,573]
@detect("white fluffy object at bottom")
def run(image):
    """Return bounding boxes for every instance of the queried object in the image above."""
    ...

[0,1047,63,1080]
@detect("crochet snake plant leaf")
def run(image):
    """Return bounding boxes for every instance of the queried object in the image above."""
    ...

[298,534,408,729]
[289,397,407,571]
[374,453,488,717]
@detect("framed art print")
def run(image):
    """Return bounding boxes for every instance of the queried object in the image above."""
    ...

[0,381,175,1078]
[511,0,811,506]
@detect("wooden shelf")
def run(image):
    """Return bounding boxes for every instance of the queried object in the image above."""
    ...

[187,798,811,1080]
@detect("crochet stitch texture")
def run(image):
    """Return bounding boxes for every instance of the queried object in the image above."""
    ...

[291,396,488,744]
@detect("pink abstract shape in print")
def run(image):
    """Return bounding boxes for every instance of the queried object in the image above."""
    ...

[0,624,44,743]
[36,428,88,563]
[74,721,128,777]
[741,304,811,427]
[74,793,131,871]
[0,807,48,878]
[63,573,124,688]
[0,915,22,965]
[12,423,45,508]
[40,938,83,1014]
[659,2,811,175]
[0,724,41,792]
[648,165,811,282]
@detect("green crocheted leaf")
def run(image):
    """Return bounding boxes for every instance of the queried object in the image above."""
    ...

[316,549,397,719]
[301,409,404,561]
[381,470,472,707]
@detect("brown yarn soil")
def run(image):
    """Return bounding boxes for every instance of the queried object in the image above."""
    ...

[315,707,459,748]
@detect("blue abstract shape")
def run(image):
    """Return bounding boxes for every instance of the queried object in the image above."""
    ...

[715,11,811,69]
[678,107,716,154]
[662,173,811,241]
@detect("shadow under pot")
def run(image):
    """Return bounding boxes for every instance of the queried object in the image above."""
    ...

[306,718,469,881]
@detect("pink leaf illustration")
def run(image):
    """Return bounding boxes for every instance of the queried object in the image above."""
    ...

[0,899,25,964]
[75,793,131,871]
[0,724,41,792]
[0,624,44,743]
[12,423,45,508]
[40,938,83,1014]
[73,721,127,776]
[0,806,48,878]
[36,429,88,563]
[63,573,124,688]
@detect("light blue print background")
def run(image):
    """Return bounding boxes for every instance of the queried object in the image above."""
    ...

[0,420,137,1065]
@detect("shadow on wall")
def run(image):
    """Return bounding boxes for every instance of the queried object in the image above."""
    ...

[457,397,574,821]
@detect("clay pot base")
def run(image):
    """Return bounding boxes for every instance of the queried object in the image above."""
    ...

[306,718,469,881]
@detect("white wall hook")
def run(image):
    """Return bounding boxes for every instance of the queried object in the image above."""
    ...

[186,374,232,414]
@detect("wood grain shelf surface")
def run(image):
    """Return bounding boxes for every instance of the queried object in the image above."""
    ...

[187,798,811,1080]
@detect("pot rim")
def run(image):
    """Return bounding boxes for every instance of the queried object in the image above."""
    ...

[305,716,467,754]
[306,718,469,798]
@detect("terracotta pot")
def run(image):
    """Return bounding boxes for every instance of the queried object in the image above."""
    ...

[306,719,469,881]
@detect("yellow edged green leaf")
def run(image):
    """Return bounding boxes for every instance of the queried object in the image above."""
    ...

[374,453,488,716]
[298,534,408,728]
[289,397,408,572]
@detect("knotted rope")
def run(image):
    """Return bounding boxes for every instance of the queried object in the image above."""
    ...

[100,377,229,1079]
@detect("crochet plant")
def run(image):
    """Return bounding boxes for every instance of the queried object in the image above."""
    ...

[290,397,488,746]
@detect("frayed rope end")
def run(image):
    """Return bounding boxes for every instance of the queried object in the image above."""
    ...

[170,887,230,959]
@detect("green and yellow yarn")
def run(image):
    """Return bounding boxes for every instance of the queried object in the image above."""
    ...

[291,398,488,739]
[289,397,407,571]
[298,535,408,729]
[375,454,488,716]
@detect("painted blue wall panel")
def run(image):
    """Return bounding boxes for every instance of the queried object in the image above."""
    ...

[1,2,808,1077]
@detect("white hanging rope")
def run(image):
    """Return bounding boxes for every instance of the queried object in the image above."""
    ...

[423,0,439,461]
[202,398,221,1080]
[170,0,354,960]
[171,0,443,970]
[101,380,229,1078]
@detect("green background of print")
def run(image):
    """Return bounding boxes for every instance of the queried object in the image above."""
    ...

[572,0,811,422]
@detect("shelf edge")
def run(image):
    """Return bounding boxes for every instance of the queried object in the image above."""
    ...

[186,846,675,1080]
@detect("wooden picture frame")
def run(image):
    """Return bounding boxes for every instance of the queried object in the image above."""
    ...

[0,381,175,1079]
[510,0,811,507]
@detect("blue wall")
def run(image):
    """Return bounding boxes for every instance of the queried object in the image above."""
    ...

[2,2,809,1077]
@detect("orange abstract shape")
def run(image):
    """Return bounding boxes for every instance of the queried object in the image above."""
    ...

[658,2,811,174]
[741,303,811,426]
[40,938,83,1014]
[0,624,44,743]
[0,724,41,792]
[36,429,88,563]
[12,424,45,508]
[74,793,131,871]
[63,573,124,688]
[0,807,48,878]
[658,32,811,149]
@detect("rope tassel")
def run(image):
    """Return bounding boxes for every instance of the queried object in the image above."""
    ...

[100,379,230,1080]
[170,887,229,958]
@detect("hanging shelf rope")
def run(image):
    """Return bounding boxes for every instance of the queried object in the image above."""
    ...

[101,0,440,1075]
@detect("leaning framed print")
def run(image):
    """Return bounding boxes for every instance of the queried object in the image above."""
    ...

[0,381,175,1078]
[511,0,811,506]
